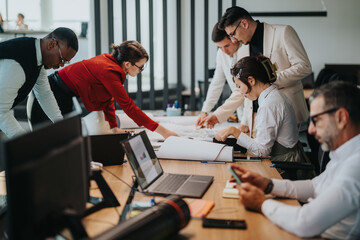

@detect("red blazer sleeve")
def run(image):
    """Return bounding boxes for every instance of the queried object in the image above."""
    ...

[102,71,159,131]
[103,100,117,129]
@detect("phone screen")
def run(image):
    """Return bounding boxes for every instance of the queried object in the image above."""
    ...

[202,218,247,229]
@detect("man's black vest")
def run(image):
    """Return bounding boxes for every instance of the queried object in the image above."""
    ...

[0,37,42,108]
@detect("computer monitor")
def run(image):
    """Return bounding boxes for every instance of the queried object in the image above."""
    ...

[1,109,89,239]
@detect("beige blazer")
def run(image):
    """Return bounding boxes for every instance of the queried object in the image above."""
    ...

[213,23,311,124]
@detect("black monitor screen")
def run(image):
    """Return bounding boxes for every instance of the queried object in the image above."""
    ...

[1,111,88,239]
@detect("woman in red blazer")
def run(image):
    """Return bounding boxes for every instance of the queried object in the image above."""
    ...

[28,40,177,139]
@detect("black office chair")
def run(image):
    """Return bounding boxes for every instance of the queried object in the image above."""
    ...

[271,161,315,180]
[301,72,315,89]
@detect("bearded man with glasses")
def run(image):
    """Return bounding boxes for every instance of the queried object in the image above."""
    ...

[0,27,78,137]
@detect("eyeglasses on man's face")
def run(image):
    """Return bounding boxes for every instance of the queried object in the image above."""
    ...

[53,38,70,65]
[310,108,339,126]
[229,19,242,40]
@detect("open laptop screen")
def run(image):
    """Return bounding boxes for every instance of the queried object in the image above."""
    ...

[122,131,163,189]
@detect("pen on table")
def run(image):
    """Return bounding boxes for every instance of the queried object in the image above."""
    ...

[201,161,226,164]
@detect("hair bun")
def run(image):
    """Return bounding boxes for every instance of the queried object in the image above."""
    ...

[112,44,120,50]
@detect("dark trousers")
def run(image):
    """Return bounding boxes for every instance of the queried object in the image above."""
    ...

[30,72,76,127]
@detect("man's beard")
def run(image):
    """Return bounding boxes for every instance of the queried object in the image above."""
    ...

[318,119,337,152]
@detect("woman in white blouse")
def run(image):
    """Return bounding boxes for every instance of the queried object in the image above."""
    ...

[215,56,311,178]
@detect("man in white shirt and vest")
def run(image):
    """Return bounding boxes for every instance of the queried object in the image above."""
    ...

[0,27,78,138]
[230,81,360,239]
[196,22,247,130]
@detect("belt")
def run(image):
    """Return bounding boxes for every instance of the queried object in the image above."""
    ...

[50,72,75,96]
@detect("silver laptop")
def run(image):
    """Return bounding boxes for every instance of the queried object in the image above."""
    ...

[121,131,213,198]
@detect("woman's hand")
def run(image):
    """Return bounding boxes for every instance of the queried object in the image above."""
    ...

[215,126,240,142]
[238,124,249,133]
[155,125,178,139]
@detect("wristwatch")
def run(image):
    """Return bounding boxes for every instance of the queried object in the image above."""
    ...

[264,179,274,194]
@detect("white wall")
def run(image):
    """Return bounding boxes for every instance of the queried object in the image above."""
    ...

[195,0,360,88]
[90,0,360,90]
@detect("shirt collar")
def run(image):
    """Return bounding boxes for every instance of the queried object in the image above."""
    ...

[258,85,276,105]
[250,21,263,46]
[35,38,42,66]
[329,133,360,162]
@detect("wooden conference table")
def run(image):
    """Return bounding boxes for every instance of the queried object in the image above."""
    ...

[83,159,322,240]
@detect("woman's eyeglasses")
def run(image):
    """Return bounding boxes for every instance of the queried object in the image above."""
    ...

[133,63,145,72]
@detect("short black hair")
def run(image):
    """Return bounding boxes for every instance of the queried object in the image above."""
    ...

[310,81,360,126]
[212,22,229,43]
[219,6,253,30]
[47,27,79,52]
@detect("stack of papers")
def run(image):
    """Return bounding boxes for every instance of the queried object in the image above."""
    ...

[222,180,240,199]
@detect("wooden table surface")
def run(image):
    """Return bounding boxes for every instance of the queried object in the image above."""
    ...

[82,159,322,240]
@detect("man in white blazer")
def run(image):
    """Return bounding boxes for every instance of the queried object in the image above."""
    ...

[203,6,311,131]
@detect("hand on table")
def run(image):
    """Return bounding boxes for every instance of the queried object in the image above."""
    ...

[202,114,219,129]
[155,125,178,139]
[237,124,249,133]
[215,126,240,142]
[196,112,208,128]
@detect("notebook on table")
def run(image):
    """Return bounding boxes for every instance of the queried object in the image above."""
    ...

[121,131,214,198]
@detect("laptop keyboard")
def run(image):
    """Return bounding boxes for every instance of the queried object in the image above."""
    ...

[153,174,190,193]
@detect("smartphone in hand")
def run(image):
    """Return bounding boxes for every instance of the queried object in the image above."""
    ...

[228,166,242,184]
[202,218,247,229]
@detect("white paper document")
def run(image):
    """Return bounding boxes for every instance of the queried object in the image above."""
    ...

[82,111,112,135]
[156,136,233,162]
[115,111,154,129]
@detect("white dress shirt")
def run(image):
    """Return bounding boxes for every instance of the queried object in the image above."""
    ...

[262,134,360,239]
[236,85,298,157]
[0,39,62,137]
[201,47,244,118]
